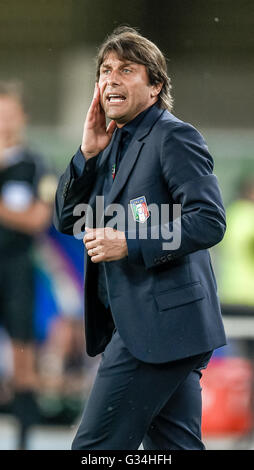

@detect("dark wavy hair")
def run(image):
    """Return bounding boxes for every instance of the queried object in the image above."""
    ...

[96,26,173,111]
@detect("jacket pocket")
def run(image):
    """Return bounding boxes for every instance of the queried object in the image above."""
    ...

[154,282,205,311]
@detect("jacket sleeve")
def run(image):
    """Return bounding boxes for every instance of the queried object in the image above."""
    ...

[53,147,99,235]
[126,122,226,269]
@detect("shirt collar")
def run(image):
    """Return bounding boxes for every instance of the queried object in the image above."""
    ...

[120,102,159,137]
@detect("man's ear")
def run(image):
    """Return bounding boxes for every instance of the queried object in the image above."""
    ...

[150,83,163,98]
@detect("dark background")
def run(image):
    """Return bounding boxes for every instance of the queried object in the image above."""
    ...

[0,0,253,128]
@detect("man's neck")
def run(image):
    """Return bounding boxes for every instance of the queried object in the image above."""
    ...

[116,101,158,128]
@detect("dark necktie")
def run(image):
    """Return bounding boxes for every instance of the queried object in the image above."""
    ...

[103,127,130,205]
[111,127,129,180]
[97,129,123,309]
[98,127,129,309]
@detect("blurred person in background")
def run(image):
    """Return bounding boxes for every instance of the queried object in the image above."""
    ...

[219,177,254,361]
[0,81,56,448]
[217,177,254,443]
[219,177,254,311]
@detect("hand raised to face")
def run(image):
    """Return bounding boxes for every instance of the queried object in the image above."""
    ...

[81,82,117,160]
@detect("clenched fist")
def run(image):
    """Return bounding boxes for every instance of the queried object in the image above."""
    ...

[84,226,128,263]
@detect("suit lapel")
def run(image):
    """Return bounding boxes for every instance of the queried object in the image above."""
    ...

[88,105,165,226]
[87,133,116,209]
[105,140,143,210]
[97,130,116,170]
[105,106,165,210]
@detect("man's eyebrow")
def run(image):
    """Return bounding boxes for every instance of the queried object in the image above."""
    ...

[100,62,111,69]
[120,62,136,67]
[100,60,136,69]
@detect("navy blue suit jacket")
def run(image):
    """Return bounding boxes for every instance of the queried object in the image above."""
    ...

[54,105,227,363]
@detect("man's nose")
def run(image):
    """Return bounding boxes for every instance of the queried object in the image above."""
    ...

[107,70,121,86]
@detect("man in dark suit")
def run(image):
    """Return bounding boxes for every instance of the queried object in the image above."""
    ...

[54,26,227,450]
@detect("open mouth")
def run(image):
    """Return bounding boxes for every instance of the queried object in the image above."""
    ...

[106,93,126,103]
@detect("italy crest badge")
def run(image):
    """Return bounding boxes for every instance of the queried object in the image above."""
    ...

[130,196,150,223]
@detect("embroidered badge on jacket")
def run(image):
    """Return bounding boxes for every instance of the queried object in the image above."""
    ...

[130,196,150,223]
